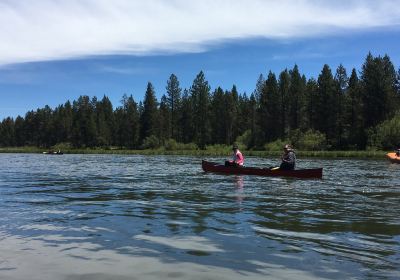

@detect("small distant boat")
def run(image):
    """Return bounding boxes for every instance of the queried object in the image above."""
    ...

[202,160,323,179]
[43,151,63,155]
[386,152,400,164]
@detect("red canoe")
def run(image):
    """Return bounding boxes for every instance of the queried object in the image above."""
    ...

[202,160,323,179]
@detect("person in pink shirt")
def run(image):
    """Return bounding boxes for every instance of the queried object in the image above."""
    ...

[225,144,244,167]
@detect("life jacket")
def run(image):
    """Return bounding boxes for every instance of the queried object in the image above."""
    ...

[233,149,244,166]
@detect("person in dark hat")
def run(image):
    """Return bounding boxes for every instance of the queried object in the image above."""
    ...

[279,144,296,170]
[225,144,244,167]
[396,148,400,157]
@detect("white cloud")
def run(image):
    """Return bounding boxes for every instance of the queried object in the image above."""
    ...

[97,65,157,75]
[0,0,399,65]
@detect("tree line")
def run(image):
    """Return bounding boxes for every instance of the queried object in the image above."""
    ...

[1,52,399,150]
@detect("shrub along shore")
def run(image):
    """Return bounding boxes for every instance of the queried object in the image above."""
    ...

[0,146,389,159]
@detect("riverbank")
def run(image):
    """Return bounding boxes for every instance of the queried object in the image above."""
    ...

[0,146,389,159]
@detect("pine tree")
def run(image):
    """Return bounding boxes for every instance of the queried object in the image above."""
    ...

[288,65,306,131]
[257,73,268,143]
[254,74,265,103]
[0,117,15,146]
[248,93,258,148]
[236,93,250,138]
[347,69,364,148]
[179,89,194,143]
[210,87,226,144]
[71,96,97,147]
[52,105,64,145]
[36,105,54,147]
[278,69,290,139]
[140,82,159,141]
[113,106,124,147]
[305,78,318,130]
[95,96,114,146]
[62,101,73,144]
[224,87,238,144]
[382,55,399,115]
[230,85,240,141]
[396,67,400,95]
[334,64,349,148]
[14,116,25,146]
[258,71,282,143]
[24,110,38,146]
[166,74,181,140]
[114,94,140,148]
[124,94,140,148]
[190,71,211,149]
[361,53,398,128]
[265,71,281,141]
[316,65,336,146]
[158,95,171,144]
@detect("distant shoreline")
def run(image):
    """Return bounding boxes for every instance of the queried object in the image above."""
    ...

[0,147,389,159]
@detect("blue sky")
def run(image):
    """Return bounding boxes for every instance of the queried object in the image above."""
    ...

[1,0,400,119]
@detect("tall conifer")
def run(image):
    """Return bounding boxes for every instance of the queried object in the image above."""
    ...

[140,82,158,141]
[166,74,182,140]
[190,71,211,149]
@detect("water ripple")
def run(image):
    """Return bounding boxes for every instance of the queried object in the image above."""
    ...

[0,154,399,279]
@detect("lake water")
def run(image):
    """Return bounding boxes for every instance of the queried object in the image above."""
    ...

[0,154,399,280]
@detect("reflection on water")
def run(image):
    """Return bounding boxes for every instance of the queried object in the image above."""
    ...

[234,175,245,206]
[0,154,399,280]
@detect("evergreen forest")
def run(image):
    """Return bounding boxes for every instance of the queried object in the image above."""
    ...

[1,52,400,151]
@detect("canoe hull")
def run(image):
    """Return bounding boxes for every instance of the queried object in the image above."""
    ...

[387,152,400,164]
[202,160,322,179]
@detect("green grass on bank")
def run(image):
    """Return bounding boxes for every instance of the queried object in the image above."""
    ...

[0,146,390,159]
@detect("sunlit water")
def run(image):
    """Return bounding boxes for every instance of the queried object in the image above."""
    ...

[0,154,399,280]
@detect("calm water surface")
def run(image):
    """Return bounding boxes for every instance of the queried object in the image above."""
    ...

[0,154,399,280]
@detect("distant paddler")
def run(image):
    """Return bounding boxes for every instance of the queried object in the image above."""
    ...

[386,148,400,163]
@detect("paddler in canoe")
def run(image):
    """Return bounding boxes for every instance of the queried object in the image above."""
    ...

[387,148,400,163]
[225,144,244,167]
[271,144,296,170]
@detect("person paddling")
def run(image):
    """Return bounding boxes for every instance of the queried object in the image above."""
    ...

[225,144,244,167]
[280,144,296,170]
[271,144,296,170]
[396,148,400,157]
